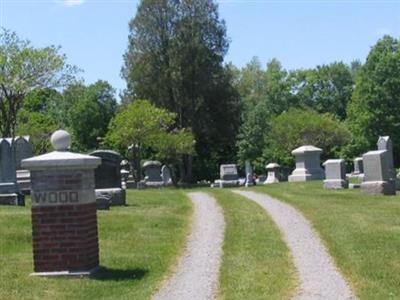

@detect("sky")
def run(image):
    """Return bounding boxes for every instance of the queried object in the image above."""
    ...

[1,0,400,96]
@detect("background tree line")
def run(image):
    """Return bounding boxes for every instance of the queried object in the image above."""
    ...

[2,0,400,182]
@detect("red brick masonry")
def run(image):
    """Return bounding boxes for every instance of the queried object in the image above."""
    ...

[31,202,99,272]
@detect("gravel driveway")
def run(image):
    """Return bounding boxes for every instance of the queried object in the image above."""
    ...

[152,192,225,300]
[234,190,357,300]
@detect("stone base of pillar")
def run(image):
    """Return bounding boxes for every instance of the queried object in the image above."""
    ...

[30,266,99,277]
[288,172,324,182]
[323,179,348,189]
[361,181,396,195]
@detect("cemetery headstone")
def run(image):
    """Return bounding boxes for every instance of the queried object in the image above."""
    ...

[360,150,395,195]
[15,136,33,194]
[377,136,397,188]
[161,165,173,186]
[120,160,130,190]
[245,161,254,187]
[323,159,348,189]
[89,150,126,207]
[143,160,163,187]
[0,138,24,205]
[288,145,325,182]
[21,130,101,276]
[353,157,363,175]
[265,163,280,184]
[215,164,239,188]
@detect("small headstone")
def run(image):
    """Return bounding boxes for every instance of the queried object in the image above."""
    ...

[353,157,364,175]
[143,160,163,187]
[0,138,24,205]
[256,175,267,184]
[21,130,101,276]
[323,159,348,189]
[14,136,33,195]
[360,150,395,195]
[215,164,239,188]
[265,163,280,184]
[89,150,126,207]
[245,161,254,187]
[288,145,325,182]
[161,165,173,186]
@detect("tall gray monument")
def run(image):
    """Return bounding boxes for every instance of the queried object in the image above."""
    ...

[361,150,395,195]
[288,145,325,182]
[377,136,397,187]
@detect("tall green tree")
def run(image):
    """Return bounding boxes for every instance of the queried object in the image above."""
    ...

[291,62,354,120]
[346,36,400,161]
[16,88,60,154]
[123,0,240,181]
[105,100,195,182]
[236,59,293,171]
[0,29,77,137]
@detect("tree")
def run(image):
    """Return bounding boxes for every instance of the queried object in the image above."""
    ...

[0,29,77,137]
[67,81,117,151]
[123,0,240,181]
[105,100,195,182]
[291,62,354,120]
[346,36,400,162]
[264,108,350,167]
[236,59,293,172]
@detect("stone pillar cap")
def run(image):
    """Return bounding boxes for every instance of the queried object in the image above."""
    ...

[143,160,162,168]
[266,163,280,169]
[21,130,101,171]
[292,145,322,155]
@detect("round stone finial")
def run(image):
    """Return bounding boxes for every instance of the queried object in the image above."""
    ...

[51,130,71,151]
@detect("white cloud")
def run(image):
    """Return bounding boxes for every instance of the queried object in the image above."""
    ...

[59,0,85,7]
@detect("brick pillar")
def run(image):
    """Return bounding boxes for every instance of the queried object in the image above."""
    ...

[22,130,101,276]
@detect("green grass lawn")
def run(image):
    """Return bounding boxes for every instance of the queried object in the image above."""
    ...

[209,189,296,300]
[0,189,192,300]
[253,181,400,299]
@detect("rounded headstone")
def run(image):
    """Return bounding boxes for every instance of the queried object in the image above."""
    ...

[51,130,71,151]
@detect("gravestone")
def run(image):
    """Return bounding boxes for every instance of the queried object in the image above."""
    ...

[0,138,24,205]
[161,165,173,186]
[15,136,33,194]
[21,130,101,276]
[360,150,395,195]
[256,175,267,184]
[120,160,130,189]
[245,161,254,187]
[216,164,239,188]
[353,157,363,175]
[288,145,325,182]
[89,150,126,207]
[377,136,397,187]
[143,161,163,187]
[265,163,280,184]
[323,159,348,189]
